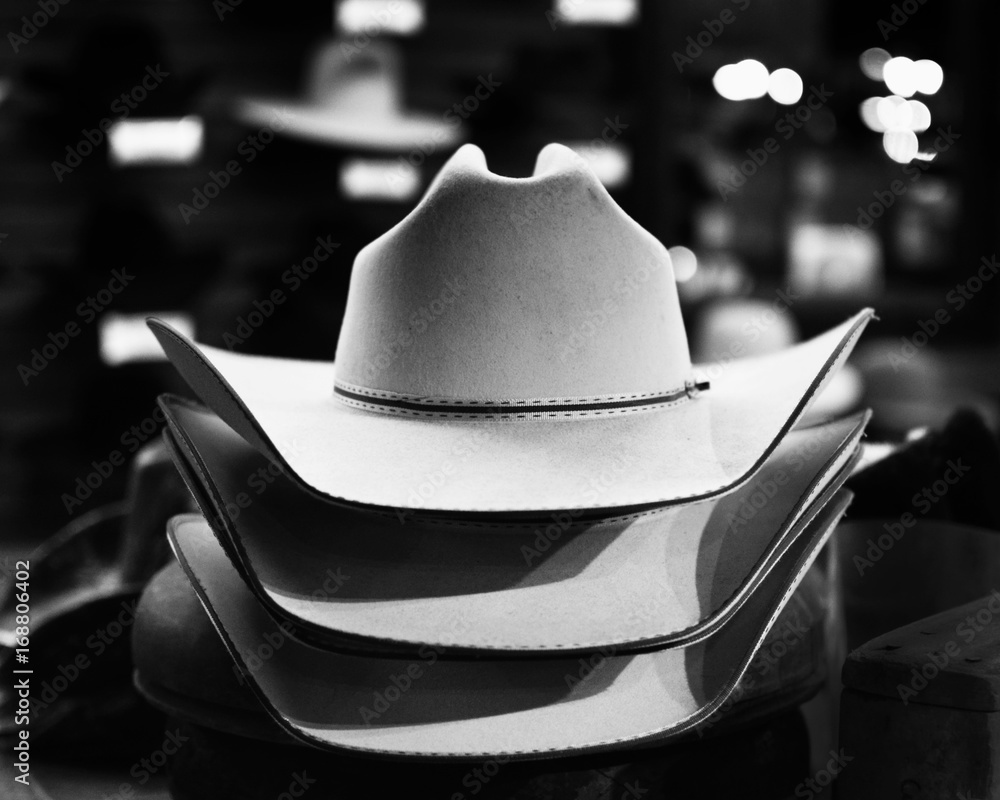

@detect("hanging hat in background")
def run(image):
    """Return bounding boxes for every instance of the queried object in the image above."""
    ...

[691,297,866,428]
[233,38,465,152]
[149,143,873,513]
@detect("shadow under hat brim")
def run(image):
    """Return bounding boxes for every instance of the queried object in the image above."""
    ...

[147,309,873,513]
[166,489,851,761]
[235,98,466,152]
[158,393,866,655]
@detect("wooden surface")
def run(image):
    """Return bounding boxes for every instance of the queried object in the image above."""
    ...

[839,595,1000,799]
[843,593,1000,712]
[838,689,1000,800]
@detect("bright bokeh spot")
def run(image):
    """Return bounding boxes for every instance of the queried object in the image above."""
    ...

[554,0,638,25]
[713,59,769,101]
[767,68,803,105]
[883,56,917,97]
[336,0,425,35]
[883,130,919,163]
[859,47,892,81]
[859,97,885,132]
[565,141,631,189]
[876,95,912,130]
[913,59,944,94]
[100,312,195,366]
[864,95,931,134]
[668,246,698,282]
[339,158,420,200]
[108,117,203,167]
[907,100,931,132]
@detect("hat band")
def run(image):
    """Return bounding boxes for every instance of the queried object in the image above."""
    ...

[333,380,710,419]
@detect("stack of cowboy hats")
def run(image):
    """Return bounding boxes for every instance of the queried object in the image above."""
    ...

[139,143,874,762]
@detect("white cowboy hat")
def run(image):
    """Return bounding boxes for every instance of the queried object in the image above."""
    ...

[149,143,873,512]
[233,38,465,152]
[166,489,852,760]
[159,393,866,654]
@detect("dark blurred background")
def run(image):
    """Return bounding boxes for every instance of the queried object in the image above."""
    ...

[0,0,997,542]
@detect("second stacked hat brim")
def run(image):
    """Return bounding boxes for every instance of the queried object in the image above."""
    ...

[158,394,867,655]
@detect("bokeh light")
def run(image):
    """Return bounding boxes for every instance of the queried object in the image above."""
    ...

[339,158,421,200]
[859,97,884,132]
[554,0,638,25]
[713,59,769,101]
[883,130,919,163]
[883,56,917,98]
[668,246,698,282]
[913,59,944,94]
[336,0,425,35]
[907,100,931,133]
[876,95,912,131]
[566,141,632,188]
[767,68,803,105]
[859,47,892,81]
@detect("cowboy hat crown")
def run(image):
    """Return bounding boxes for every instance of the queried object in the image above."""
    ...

[335,143,696,412]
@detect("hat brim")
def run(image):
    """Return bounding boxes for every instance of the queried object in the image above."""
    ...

[159,394,866,654]
[148,310,873,513]
[235,97,465,152]
[167,490,851,760]
[132,559,827,745]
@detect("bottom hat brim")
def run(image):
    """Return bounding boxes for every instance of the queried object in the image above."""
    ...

[166,488,852,761]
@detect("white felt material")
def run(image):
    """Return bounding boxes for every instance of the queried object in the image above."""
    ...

[234,40,464,151]
[337,142,693,398]
[161,396,866,653]
[148,143,873,511]
[149,309,871,511]
[167,492,851,760]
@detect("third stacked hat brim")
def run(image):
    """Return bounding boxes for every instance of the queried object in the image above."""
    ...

[166,488,852,760]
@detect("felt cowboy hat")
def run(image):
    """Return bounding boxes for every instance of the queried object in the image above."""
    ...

[233,38,465,152]
[158,393,867,654]
[165,487,852,760]
[148,143,873,513]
